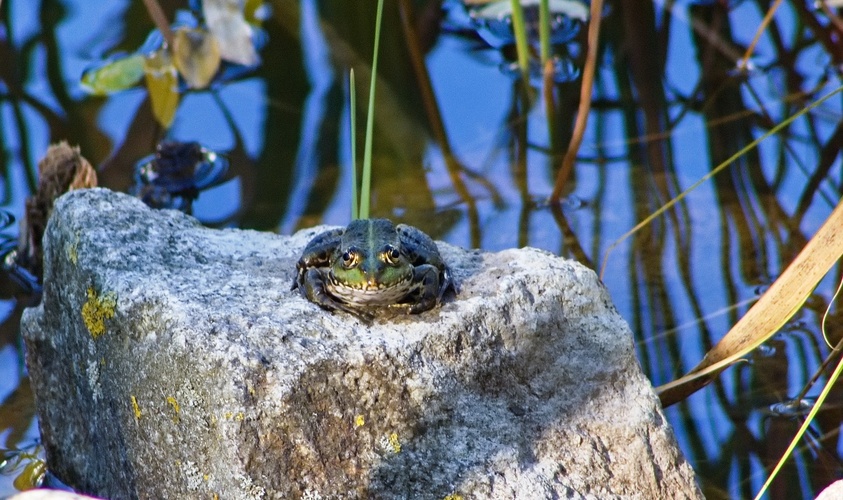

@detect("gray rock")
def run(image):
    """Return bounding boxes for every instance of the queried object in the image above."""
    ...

[22,188,702,499]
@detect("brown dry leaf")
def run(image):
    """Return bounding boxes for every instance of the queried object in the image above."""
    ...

[20,142,98,280]
[172,27,221,89]
[143,49,180,129]
[202,0,259,66]
[657,199,843,407]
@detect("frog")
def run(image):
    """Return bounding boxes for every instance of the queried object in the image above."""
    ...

[292,218,455,321]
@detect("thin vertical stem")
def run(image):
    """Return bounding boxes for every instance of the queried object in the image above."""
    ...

[349,69,358,220]
[539,0,551,64]
[360,0,385,220]
[509,0,530,79]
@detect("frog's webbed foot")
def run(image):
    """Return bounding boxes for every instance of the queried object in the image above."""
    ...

[296,268,374,323]
[439,267,457,300]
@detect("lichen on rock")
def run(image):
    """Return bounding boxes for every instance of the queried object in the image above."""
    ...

[22,188,703,499]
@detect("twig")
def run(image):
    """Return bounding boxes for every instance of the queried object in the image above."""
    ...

[142,0,175,48]
[817,1,843,36]
[549,0,603,201]
[738,0,782,71]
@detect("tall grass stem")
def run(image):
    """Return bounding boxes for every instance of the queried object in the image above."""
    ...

[350,69,358,220]
[360,0,385,220]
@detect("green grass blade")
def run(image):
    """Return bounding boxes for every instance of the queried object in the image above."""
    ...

[509,0,530,80]
[539,0,551,64]
[350,69,358,220]
[360,0,385,220]
[753,339,843,499]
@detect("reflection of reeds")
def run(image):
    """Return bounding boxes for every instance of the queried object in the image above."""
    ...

[5,0,843,497]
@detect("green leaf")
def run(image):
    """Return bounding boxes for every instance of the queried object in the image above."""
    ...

[143,49,180,129]
[172,27,221,89]
[80,53,146,96]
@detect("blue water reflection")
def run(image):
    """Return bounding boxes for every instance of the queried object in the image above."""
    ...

[2,0,843,497]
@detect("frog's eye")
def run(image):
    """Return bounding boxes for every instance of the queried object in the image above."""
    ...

[342,250,358,267]
[383,246,401,264]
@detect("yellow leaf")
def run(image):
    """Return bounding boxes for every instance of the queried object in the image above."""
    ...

[12,459,45,490]
[172,27,221,89]
[144,49,180,129]
[657,199,843,406]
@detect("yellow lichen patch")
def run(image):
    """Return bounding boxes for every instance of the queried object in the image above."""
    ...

[131,395,142,420]
[66,234,79,265]
[443,494,463,500]
[167,396,180,423]
[222,411,245,421]
[354,414,365,428]
[387,433,401,453]
[81,287,117,338]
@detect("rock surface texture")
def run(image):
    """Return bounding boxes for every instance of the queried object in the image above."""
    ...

[23,189,702,499]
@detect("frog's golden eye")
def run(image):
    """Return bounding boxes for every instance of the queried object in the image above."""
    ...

[382,246,401,264]
[342,250,358,267]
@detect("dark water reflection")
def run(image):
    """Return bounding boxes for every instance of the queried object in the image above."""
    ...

[2,0,843,497]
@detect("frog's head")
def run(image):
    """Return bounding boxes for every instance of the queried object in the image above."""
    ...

[330,219,413,292]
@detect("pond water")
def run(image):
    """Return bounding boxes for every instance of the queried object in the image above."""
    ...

[2,0,843,498]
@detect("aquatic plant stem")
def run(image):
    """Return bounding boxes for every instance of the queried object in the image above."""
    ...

[350,69,358,220]
[549,0,603,201]
[509,0,530,80]
[539,0,551,64]
[141,0,174,48]
[397,0,479,218]
[360,0,385,220]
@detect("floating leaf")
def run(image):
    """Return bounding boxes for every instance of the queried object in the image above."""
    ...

[80,53,146,95]
[657,198,843,406]
[12,458,45,490]
[202,0,259,66]
[172,27,221,89]
[143,49,180,129]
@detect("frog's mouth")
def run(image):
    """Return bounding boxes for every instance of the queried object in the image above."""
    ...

[327,274,415,306]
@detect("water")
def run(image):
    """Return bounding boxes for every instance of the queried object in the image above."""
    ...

[2,0,843,498]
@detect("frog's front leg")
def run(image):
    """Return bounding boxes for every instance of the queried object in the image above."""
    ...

[291,228,344,291]
[298,268,374,322]
[406,264,442,314]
